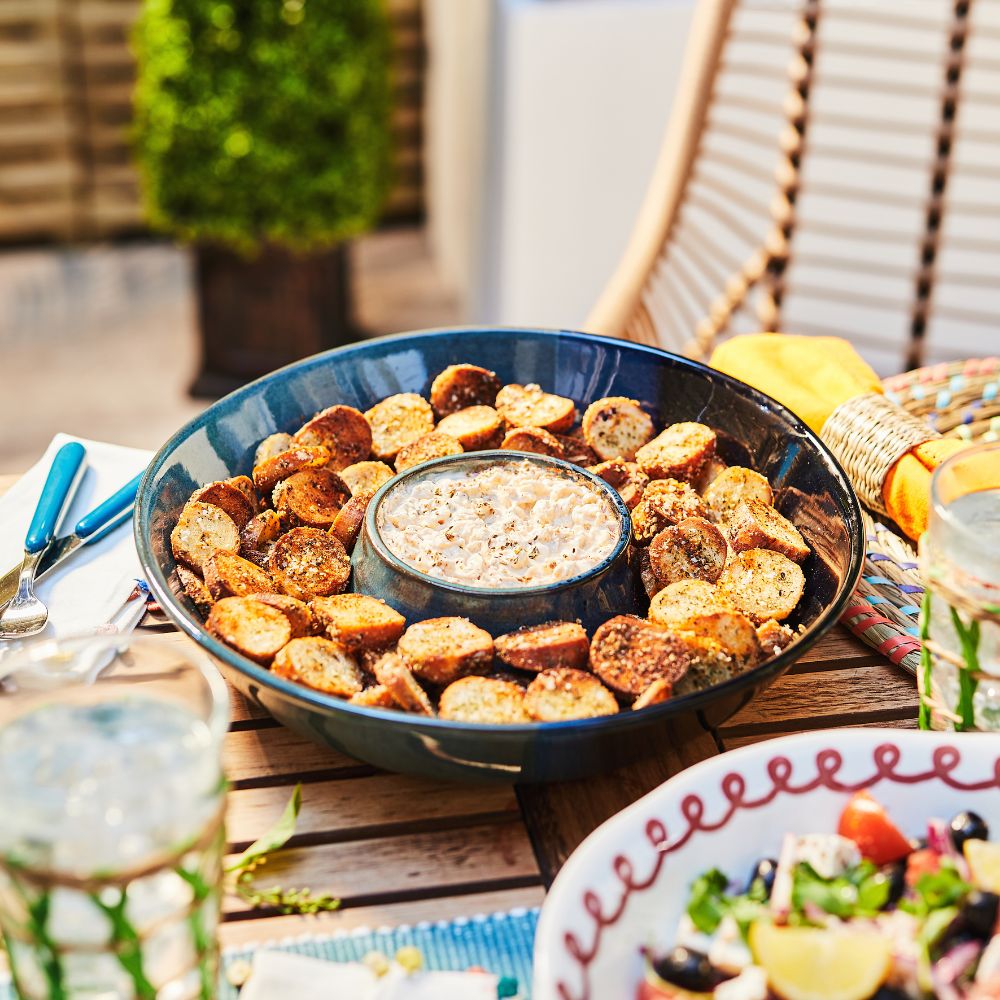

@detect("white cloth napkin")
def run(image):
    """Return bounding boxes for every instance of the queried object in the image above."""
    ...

[239,950,500,1000]
[0,433,151,639]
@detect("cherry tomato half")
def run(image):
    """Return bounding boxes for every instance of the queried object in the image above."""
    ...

[904,847,941,887]
[837,791,913,866]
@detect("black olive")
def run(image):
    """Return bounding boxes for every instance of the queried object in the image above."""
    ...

[959,890,1000,940]
[883,860,907,906]
[651,947,716,992]
[950,811,989,851]
[871,987,913,1000]
[745,857,779,898]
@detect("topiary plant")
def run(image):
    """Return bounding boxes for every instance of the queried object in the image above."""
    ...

[132,0,392,254]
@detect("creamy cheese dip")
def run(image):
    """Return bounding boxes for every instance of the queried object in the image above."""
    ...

[376,459,621,588]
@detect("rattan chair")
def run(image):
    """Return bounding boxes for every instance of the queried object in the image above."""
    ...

[586,0,1000,373]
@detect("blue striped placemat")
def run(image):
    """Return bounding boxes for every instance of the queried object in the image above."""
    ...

[1,907,540,1000]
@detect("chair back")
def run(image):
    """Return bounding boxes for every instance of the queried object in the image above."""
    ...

[587,0,998,372]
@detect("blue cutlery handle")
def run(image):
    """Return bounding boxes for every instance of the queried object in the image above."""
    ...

[83,505,134,546]
[75,472,143,539]
[25,442,87,553]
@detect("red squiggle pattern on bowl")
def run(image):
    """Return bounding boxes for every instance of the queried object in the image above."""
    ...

[557,743,1000,1000]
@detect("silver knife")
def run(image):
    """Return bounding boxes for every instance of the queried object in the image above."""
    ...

[0,473,143,611]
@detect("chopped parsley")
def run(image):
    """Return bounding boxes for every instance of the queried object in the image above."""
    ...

[686,868,765,939]
[900,860,971,919]
[791,861,891,921]
[687,868,730,934]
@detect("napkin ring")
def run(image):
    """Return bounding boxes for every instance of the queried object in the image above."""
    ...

[821,392,940,515]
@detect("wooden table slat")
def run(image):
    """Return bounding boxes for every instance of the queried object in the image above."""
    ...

[226,773,519,849]
[791,629,885,670]
[517,718,722,884]
[224,726,375,786]
[719,663,918,736]
[222,821,542,917]
[217,886,546,948]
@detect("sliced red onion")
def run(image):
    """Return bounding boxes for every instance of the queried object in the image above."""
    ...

[928,818,971,880]
[929,818,958,859]
[932,939,983,1000]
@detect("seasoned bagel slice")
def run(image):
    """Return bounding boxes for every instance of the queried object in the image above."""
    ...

[648,516,728,588]
[718,548,805,624]
[439,676,530,724]
[494,621,589,672]
[273,637,363,698]
[495,383,576,433]
[203,551,275,600]
[339,460,395,497]
[430,364,501,416]
[434,406,505,450]
[292,404,372,471]
[268,527,351,601]
[312,594,406,652]
[272,468,350,530]
[397,617,494,685]
[589,615,700,696]
[635,422,716,482]
[365,393,435,461]
[727,498,810,563]
[581,396,655,462]
[524,668,619,721]
[394,431,464,473]
[205,596,291,664]
[170,501,240,573]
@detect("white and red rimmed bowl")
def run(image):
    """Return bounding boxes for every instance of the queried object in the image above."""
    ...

[532,729,1000,1000]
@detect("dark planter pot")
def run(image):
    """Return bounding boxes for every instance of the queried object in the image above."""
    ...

[190,242,358,398]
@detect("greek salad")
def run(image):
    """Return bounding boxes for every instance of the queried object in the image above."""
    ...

[641,793,1000,1000]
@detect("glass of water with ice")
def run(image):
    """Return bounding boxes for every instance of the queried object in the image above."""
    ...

[0,637,229,1000]
[918,440,1000,731]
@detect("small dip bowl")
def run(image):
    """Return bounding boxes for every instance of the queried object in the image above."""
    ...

[353,451,635,635]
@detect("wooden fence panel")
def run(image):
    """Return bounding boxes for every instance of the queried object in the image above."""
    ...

[0,0,79,240]
[0,0,425,244]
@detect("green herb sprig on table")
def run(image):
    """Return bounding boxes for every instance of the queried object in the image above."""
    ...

[226,784,340,915]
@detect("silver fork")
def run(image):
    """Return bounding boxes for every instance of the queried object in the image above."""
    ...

[0,442,87,640]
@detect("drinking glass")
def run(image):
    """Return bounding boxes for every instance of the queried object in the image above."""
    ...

[0,636,229,1000]
[918,440,1000,731]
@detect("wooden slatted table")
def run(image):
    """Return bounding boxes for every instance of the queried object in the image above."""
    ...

[124,610,923,954]
[0,473,921,956]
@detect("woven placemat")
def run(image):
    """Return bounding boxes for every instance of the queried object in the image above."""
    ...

[0,906,539,1000]
[839,356,999,674]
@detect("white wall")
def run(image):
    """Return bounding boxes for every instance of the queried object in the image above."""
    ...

[424,0,493,301]
[425,0,695,329]
[483,0,695,329]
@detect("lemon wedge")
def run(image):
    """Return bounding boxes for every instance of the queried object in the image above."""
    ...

[964,838,1000,892]
[749,923,892,1000]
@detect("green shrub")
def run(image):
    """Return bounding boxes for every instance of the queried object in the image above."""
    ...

[133,0,392,253]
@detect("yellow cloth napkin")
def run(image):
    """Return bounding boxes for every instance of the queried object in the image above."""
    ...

[710,333,964,540]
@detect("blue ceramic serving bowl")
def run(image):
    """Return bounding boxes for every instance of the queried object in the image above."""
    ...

[354,450,636,635]
[135,327,864,783]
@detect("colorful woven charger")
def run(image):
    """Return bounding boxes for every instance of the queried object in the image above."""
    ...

[838,357,1000,674]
